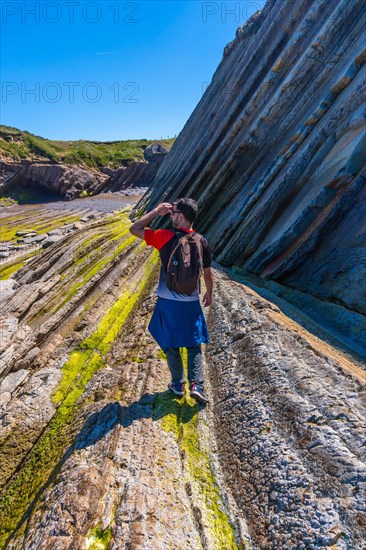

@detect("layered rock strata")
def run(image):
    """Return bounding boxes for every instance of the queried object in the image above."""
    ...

[0,164,21,188]
[207,269,366,549]
[138,0,366,319]
[0,206,247,549]
[0,161,108,200]
[0,205,102,284]
[0,206,365,546]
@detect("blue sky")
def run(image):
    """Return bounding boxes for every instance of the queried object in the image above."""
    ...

[1,1,264,140]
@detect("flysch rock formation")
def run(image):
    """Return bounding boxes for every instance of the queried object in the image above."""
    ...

[0,144,168,200]
[1,0,366,547]
[0,204,247,549]
[0,200,365,548]
[138,0,366,349]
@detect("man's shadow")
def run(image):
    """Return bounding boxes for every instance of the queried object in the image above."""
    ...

[74,390,202,450]
[8,391,201,545]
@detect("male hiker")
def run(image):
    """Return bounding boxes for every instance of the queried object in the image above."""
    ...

[129,198,213,404]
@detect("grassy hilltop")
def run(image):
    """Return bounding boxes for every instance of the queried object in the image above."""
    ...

[0,125,175,169]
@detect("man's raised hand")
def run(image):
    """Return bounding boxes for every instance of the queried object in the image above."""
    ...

[155,203,173,216]
[130,202,172,239]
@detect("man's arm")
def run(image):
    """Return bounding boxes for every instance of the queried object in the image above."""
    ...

[202,267,213,307]
[129,202,173,239]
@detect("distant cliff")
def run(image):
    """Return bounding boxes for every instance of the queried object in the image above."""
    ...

[139,0,366,316]
[0,127,174,199]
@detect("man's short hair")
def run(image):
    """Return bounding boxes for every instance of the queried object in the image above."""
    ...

[174,198,198,223]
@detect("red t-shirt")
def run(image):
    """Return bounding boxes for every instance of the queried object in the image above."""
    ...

[144,227,194,250]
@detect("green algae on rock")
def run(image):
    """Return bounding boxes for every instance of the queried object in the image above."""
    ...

[85,525,113,550]
[0,351,104,547]
[0,247,160,547]
[53,248,159,403]
[52,230,135,314]
[0,249,41,280]
[153,350,240,549]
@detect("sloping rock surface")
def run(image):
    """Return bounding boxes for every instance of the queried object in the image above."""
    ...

[139,0,366,316]
[0,202,365,548]
[207,270,366,549]
[0,205,248,549]
[1,0,366,546]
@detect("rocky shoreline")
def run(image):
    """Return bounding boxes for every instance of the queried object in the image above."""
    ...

[0,215,364,546]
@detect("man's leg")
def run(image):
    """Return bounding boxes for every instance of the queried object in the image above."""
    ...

[187,345,204,386]
[187,345,209,403]
[165,347,185,385]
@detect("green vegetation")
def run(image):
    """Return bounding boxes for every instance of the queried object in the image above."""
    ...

[0,351,104,547]
[0,197,17,208]
[52,221,133,313]
[53,232,135,313]
[0,211,82,242]
[0,249,41,280]
[156,349,166,361]
[53,248,159,404]
[153,351,239,549]
[28,210,133,325]
[79,190,92,198]
[0,125,175,169]
[85,525,113,550]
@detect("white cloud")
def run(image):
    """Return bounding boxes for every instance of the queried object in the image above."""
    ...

[96,51,116,56]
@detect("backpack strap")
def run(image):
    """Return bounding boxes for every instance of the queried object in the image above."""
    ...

[190,234,204,273]
[165,229,186,272]
[167,239,183,272]
[167,232,204,272]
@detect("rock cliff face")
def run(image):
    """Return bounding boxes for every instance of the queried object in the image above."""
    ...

[1,144,168,200]
[0,161,109,200]
[140,0,366,317]
[104,144,168,192]
[31,164,109,199]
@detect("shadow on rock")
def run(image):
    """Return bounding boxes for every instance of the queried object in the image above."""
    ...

[74,391,200,450]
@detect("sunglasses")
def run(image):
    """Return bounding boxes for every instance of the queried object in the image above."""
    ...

[170,209,181,215]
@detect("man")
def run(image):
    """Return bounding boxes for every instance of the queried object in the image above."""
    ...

[129,198,213,404]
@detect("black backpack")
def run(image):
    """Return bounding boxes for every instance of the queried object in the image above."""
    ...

[166,230,204,294]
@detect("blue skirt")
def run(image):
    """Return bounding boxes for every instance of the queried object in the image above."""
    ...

[148,298,210,351]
